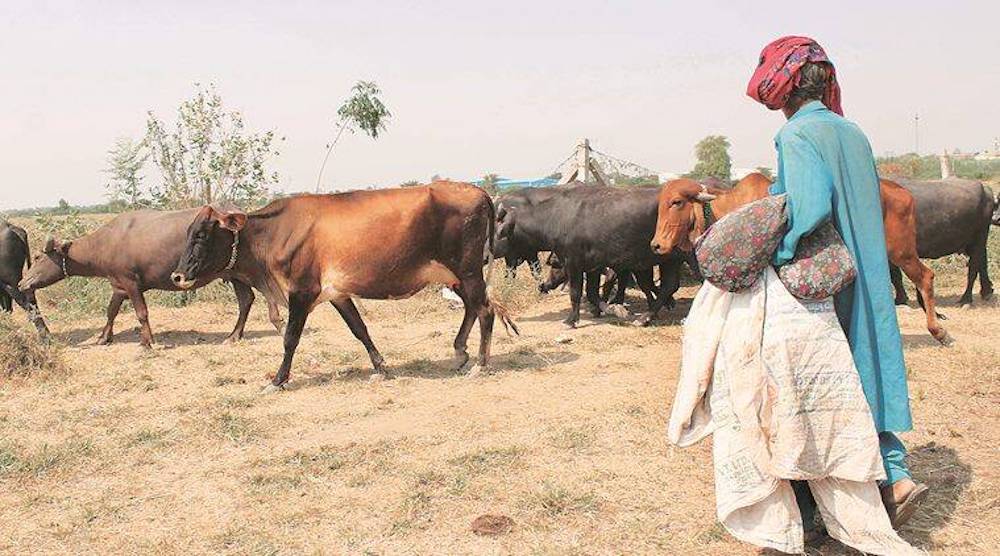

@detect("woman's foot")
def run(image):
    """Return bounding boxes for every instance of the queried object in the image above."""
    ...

[881,478,930,529]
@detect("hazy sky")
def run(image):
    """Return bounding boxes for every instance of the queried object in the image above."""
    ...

[2,0,998,209]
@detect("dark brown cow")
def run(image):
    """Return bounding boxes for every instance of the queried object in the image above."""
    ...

[18,209,283,347]
[650,173,950,345]
[170,181,517,390]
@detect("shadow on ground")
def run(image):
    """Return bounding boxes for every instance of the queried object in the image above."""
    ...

[283,345,581,388]
[54,326,286,347]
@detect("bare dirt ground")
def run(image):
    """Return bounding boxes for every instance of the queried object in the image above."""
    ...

[1,272,998,555]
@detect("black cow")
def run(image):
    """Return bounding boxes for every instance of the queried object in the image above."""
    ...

[494,183,591,280]
[0,221,49,336]
[889,179,995,306]
[495,185,684,328]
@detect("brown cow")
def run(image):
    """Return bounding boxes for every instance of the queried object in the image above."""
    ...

[650,173,949,345]
[169,181,517,391]
[18,209,284,347]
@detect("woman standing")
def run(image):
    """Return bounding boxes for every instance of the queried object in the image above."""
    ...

[746,36,929,535]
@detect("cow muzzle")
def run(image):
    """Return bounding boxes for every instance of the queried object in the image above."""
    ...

[171,272,197,290]
[650,238,675,255]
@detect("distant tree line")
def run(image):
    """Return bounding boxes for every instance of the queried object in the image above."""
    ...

[876,153,1000,181]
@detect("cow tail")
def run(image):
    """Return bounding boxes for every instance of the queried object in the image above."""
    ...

[483,195,519,336]
[12,226,31,271]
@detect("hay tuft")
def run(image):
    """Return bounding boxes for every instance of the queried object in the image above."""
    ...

[0,314,65,380]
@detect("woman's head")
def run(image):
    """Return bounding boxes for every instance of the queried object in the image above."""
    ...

[782,62,834,118]
[747,36,842,117]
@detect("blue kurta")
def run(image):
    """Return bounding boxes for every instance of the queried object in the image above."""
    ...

[770,101,912,433]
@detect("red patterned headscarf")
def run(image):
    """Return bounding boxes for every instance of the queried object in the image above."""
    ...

[746,36,843,116]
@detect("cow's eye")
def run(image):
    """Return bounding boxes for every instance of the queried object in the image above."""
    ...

[671,200,684,207]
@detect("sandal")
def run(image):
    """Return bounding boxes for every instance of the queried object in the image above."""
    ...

[884,482,930,529]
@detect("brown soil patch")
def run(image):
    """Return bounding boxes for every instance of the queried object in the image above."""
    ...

[0,270,997,554]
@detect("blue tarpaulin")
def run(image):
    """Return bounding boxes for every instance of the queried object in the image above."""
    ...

[472,177,559,190]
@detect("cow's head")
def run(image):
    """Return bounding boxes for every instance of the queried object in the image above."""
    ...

[171,205,247,289]
[19,237,73,292]
[650,179,715,254]
[538,252,566,293]
[492,205,516,258]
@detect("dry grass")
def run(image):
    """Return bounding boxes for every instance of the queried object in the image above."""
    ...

[0,250,997,554]
[0,314,65,381]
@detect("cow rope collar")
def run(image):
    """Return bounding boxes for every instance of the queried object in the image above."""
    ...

[224,231,239,271]
[60,253,68,278]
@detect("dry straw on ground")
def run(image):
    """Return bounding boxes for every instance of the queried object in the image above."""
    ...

[0,314,65,380]
[0,232,997,555]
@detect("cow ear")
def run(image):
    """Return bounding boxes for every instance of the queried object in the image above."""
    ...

[208,206,248,232]
[58,241,73,255]
[218,212,248,232]
[44,237,57,253]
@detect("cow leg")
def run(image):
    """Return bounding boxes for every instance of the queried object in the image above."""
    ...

[0,289,11,312]
[124,286,154,348]
[224,281,255,344]
[632,269,657,309]
[586,270,604,317]
[96,291,127,345]
[563,266,584,329]
[889,264,909,305]
[1,283,50,337]
[896,254,951,345]
[465,275,495,375]
[331,298,388,378]
[601,268,619,303]
[973,232,993,300]
[504,257,519,279]
[450,287,478,372]
[266,291,316,391]
[527,253,543,281]
[958,250,977,306]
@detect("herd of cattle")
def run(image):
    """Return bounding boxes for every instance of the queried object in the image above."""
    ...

[1,175,998,388]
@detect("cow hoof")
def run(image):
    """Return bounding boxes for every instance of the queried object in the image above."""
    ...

[260,383,286,395]
[96,336,112,346]
[452,351,470,371]
[561,322,576,330]
[222,336,241,345]
[934,330,955,347]
[466,364,490,378]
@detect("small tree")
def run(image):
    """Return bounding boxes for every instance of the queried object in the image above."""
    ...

[480,173,500,196]
[105,137,149,209]
[145,83,281,208]
[316,81,391,192]
[400,180,422,188]
[687,135,732,183]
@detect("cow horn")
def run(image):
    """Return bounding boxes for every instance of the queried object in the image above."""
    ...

[695,191,717,202]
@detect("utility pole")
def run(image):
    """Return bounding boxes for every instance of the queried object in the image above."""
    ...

[558,138,608,186]
[914,113,920,155]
